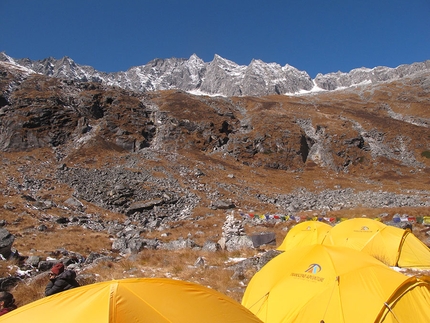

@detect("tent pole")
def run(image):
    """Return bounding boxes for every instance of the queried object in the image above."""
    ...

[383,302,401,323]
[321,276,340,322]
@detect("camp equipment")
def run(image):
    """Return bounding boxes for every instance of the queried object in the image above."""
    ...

[0,278,262,323]
[242,244,430,323]
[277,220,331,251]
[323,217,430,268]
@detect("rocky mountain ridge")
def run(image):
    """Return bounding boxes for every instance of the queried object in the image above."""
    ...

[2,52,430,97]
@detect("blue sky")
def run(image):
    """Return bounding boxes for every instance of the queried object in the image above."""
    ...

[1,0,429,77]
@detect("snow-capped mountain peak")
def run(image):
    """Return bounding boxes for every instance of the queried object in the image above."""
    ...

[1,51,429,97]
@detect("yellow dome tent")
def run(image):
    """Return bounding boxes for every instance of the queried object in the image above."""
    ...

[323,217,430,269]
[242,244,430,323]
[277,220,332,251]
[0,278,263,323]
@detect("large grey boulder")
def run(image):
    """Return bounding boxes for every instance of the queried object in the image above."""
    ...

[225,236,254,251]
[250,232,276,248]
[0,228,15,259]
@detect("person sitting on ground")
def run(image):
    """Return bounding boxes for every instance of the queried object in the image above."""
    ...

[0,291,17,316]
[45,262,80,296]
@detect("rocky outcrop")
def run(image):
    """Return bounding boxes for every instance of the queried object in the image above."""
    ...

[218,213,254,251]
[258,188,430,214]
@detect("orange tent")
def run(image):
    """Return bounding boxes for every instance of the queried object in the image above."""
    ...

[0,278,263,323]
[277,220,331,251]
[242,244,430,323]
[323,217,430,268]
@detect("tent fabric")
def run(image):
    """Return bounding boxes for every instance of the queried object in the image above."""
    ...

[322,217,386,250]
[323,218,430,268]
[0,278,263,323]
[241,244,430,323]
[276,220,332,251]
[376,276,430,323]
[396,231,430,268]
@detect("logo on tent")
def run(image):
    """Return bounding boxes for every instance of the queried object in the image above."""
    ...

[305,263,322,274]
[361,226,370,231]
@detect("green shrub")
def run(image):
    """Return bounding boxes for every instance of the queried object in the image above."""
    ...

[421,151,430,158]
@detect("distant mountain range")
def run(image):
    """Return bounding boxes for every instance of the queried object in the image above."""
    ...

[1,52,429,96]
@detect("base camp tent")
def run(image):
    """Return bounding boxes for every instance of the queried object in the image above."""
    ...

[323,217,430,269]
[0,278,262,323]
[242,244,430,323]
[277,220,332,251]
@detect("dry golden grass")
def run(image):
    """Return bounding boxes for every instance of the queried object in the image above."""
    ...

[10,225,114,257]
[9,246,265,306]
[0,259,19,278]
[12,273,48,307]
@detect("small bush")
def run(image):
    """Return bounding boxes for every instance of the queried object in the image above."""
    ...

[421,151,430,158]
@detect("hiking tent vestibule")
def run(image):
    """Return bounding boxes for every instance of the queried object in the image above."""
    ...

[0,278,263,323]
[277,220,332,251]
[323,217,430,269]
[242,244,430,323]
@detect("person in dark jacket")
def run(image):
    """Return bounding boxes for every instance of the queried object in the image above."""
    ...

[0,291,17,316]
[45,262,80,296]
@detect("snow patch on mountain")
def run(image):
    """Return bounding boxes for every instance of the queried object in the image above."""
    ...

[0,60,35,76]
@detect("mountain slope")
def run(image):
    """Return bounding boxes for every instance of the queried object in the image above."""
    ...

[1,59,429,223]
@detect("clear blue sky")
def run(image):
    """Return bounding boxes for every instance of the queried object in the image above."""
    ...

[1,0,429,77]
